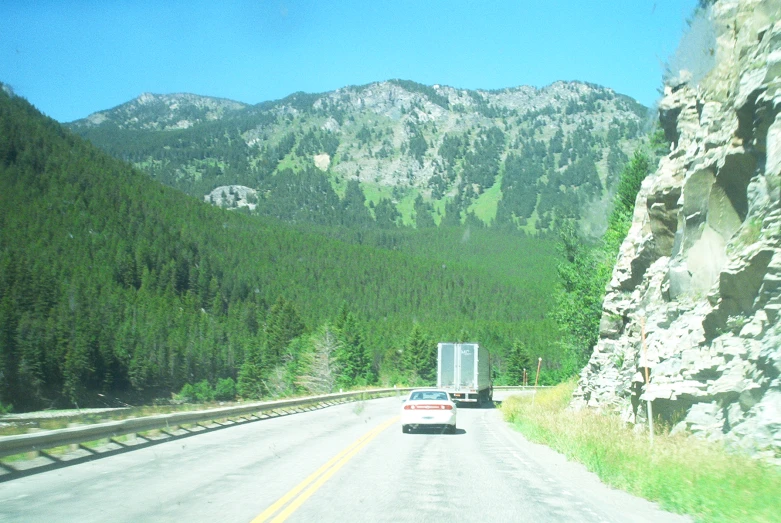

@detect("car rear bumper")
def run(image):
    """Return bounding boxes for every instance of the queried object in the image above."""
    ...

[400,411,456,427]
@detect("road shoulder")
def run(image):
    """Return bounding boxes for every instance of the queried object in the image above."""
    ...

[490,408,692,523]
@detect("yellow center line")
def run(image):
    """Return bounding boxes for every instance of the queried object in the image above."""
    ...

[251,416,399,523]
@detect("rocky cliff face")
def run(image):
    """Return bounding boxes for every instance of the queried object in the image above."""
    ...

[573,0,781,464]
[303,80,643,190]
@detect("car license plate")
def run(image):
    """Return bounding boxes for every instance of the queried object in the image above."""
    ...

[423,416,433,420]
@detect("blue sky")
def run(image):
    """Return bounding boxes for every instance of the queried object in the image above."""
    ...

[1,1,698,123]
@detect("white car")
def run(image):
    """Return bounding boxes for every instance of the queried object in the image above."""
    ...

[401,389,457,434]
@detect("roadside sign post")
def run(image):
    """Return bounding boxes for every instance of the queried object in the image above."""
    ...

[532,357,542,406]
[641,318,654,447]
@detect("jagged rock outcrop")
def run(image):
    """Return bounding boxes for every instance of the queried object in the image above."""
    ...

[573,0,781,464]
[204,185,258,210]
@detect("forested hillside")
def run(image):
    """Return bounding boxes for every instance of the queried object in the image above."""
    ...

[0,86,562,411]
[68,80,648,235]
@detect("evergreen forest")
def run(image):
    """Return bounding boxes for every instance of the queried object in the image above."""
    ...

[0,86,579,412]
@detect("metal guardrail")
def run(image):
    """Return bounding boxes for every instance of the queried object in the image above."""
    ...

[0,385,550,461]
[0,387,412,460]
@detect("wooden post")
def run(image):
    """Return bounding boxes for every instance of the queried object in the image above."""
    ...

[532,358,542,406]
[641,318,653,447]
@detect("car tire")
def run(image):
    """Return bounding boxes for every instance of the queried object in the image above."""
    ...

[448,425,456,434]
[402,425,409,433]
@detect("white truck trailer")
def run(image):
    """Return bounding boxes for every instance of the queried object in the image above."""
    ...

[437,342,492,405]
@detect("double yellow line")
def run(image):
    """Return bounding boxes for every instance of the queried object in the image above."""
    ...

[252,416,399,523]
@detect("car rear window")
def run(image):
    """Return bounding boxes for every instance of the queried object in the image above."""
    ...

[410,391,448,401]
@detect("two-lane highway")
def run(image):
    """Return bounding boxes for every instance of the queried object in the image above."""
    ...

[0,396,690,522]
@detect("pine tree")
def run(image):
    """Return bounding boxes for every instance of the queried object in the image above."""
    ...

[297,324,340,394]
[0,294,19,409]
[374,198,400,228]
[342,180,373,228]
[414,195,436,229]
[334,307,373,387]
[266,296,305,365]
[402,324,435,385]
[237,341,266,399]
[506,339,532,385]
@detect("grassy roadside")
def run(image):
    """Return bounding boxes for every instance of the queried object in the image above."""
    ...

[501,381,781,523]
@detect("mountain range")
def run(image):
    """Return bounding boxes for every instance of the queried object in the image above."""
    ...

[68,79,649,235]
[0,83,564,410]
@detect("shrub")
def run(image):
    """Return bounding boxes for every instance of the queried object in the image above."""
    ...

[0,402,12,415]
[177,383,196,403]
[214,378,237,401]
[176,380,216,403]
[193,380,215,403]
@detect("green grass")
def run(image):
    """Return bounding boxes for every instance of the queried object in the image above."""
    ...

[501,382,781,523]
[468,175,502,224]
[275,154,303,172]
[431,198,446,225]
[329,174,347,198]
[395,189,419,226]
[361,183,394,209]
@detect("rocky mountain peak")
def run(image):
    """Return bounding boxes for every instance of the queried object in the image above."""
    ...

[573,0,781,464]
[73,92,248,130]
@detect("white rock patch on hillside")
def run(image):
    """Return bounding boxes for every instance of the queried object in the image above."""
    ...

[313,153,331,171]
[204,185,258,210]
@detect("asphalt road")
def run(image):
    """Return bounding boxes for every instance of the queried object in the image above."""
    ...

[0,395,690,522]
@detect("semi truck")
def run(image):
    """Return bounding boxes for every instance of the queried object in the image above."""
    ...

[437,342,492,405]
